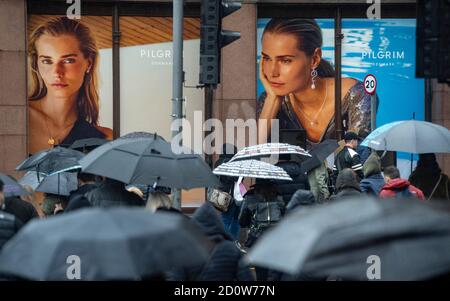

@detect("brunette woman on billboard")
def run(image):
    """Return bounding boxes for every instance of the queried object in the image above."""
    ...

[28,17,112,154]
[257,18,376,150]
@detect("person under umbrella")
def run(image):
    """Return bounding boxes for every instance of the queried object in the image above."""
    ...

[274,155,311,204]
[380,166,425,200]
[360,152,385,196]
[168,202,255,281]
[332,132,364,183]
[238,180,286,281]
[82,177,145,208]
[0,173,38,224]
[213,143,241,240]
[64,172,99,212]
[329,169,362,202]
[408,153,450,202]
[0,180,23,250]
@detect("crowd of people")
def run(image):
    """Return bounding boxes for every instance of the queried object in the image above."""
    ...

[0,130,449,281]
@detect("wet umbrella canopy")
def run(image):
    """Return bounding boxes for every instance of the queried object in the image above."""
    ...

[213,159,293,181]
[15,147,84,175]
[360,120,450,153]
[0,173,30,198]
[78,135,219,189]
[246,197,450,280]
[229,143,311,163]
[0,207,210,280]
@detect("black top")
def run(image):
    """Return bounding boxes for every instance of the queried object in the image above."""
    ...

[4,197,39,225]
[59,118,106,146]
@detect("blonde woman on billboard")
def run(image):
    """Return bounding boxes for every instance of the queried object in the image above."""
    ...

[28,17,112,154]
[257,18,376,149]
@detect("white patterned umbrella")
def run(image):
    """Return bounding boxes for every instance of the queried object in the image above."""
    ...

[229,143,311,162]
[213,159,292,181]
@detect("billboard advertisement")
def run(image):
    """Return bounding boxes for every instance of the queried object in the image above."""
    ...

[257,18,424,176]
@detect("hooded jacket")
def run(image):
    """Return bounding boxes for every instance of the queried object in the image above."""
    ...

[169,202,254,281]
[360,152,385,196]
[409,154,450,201]
[379,178,425,200]
[286,189,316,212]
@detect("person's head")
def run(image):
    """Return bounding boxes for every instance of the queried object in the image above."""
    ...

[28,17,100,125]
[77,172,97,185]
[383,166,401,183]
[335,168,361,192]
[146,192,173,213]
[0,180,4,207]
[261,18,335,96]
[416,153,441,173]
[252,180,279,201]
[343,131,359,149]
[42,193,68,216]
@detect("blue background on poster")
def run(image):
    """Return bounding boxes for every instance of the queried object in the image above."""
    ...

[257,18,424,163]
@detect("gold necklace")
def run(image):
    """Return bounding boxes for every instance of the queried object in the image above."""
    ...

[298,80,328,126]
[39,101,75,146]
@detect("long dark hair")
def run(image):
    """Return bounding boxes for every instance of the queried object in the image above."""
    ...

[263,18,335,77]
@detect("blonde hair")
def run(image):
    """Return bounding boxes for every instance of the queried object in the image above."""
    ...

[146,192,173,213]
[28,17,100,125]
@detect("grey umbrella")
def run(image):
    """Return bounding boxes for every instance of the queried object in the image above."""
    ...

[0,207,209,280]
[0,173,30,198]
[79,134,220,189]
[16,147,84,176]
[246,197,450,280]
[18,171,78,196]
[360,120,450,153]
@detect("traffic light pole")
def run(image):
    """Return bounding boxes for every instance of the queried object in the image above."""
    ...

[172,0,184,210]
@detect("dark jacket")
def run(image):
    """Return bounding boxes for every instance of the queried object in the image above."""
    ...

[286,189,316,212]
[379,178,425,200]
[333,146,364,181]
[0,210,23,250]
[274,161,310,204]
[65,183,99,212]
[239,190,286,248]
[360,174,385,196]
[409,154,450,201]
[329,187,362,201]
[83,180,145,208]
[360,152,385,196]
[169,202,254,281]
[4,197,39,225]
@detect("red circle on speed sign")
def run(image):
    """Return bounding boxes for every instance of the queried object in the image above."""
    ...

[364,74,377,95]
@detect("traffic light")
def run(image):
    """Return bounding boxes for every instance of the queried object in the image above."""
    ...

[416,0,450,83]
[199,0,241,86]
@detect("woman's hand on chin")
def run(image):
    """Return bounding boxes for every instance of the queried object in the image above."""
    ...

[259,59,278,99]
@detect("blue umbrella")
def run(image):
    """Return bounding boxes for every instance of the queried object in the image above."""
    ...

[360,120,450,153]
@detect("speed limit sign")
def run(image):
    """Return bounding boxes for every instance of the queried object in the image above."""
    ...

[364,74,377,95]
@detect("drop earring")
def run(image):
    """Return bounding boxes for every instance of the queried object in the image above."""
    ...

[311,68,318,89]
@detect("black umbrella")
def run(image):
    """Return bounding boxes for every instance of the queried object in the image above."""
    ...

[0,173,30,198]
[0,207,210,280]
[301,139,339,173]
[78,134,220,189]
[247,197,450,280]
[15,147,84,176]
[69,138,108,152]
[19,171,78,196]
